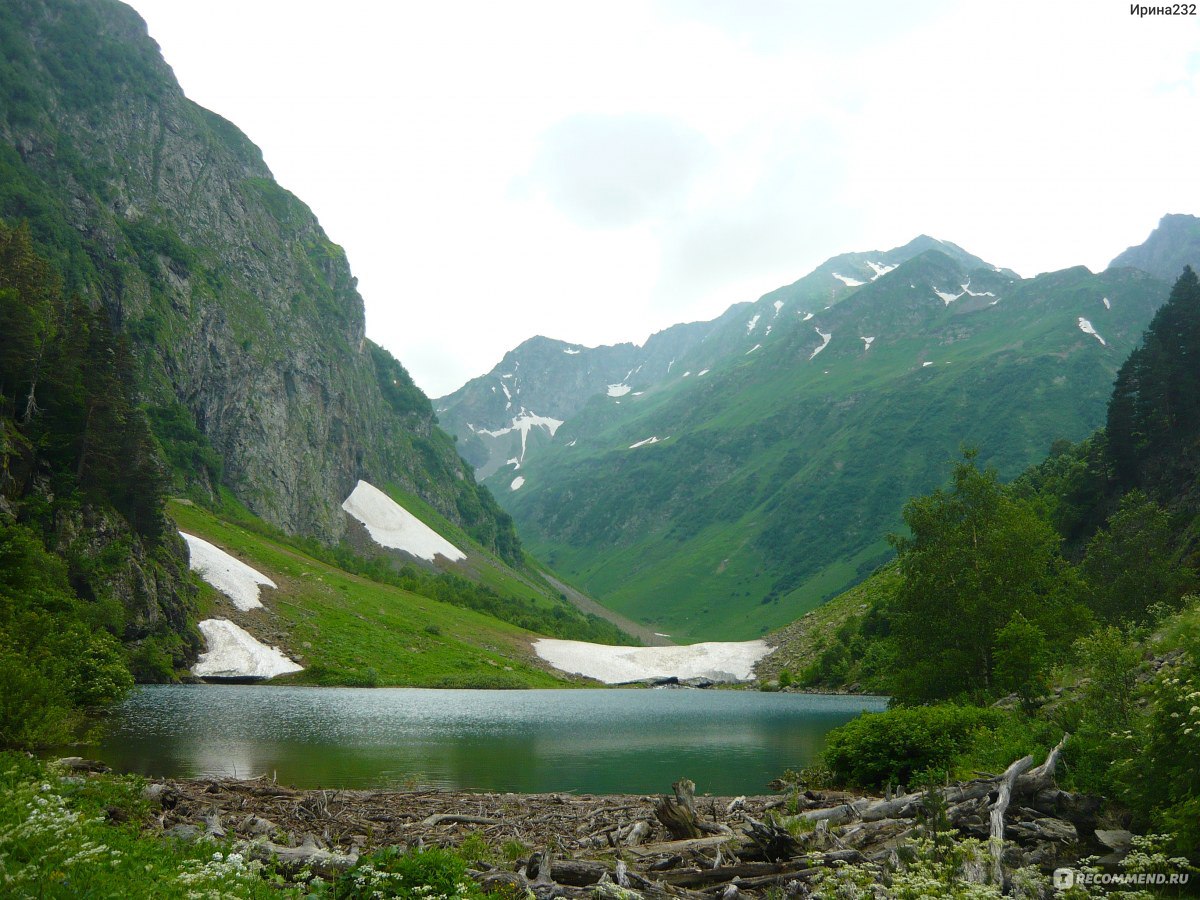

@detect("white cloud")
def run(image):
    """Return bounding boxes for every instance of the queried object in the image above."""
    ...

[126,1,1200,396]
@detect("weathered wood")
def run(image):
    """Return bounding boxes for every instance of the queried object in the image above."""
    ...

[624,821,652,847]
[989,753,1035,885]
[625,834,735,858]
[655,779,703,839]
[741,815,801,862]
[421,813,502,827]
[658,861,800,887]
[248,835,358,874]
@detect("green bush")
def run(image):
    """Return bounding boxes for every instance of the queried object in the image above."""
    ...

[820,704,1006,790]
[332,846,484,900]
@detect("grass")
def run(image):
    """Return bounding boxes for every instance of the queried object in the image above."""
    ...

[0,753,287,898]
[169,501,575,689]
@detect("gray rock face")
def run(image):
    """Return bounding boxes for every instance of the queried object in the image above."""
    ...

[0,0,513,553]
[1110,213,1200,283]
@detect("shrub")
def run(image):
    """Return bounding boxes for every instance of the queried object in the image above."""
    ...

[333,846,485,900]
[820,704,1005,790]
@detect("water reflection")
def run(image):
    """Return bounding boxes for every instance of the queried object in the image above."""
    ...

[86,686,887,794]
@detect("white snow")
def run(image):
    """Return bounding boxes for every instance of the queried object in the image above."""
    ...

[697,369,710,377]
[534,638,773,684]
[506,457,521,470]
[960,281,996,298]
[1102,297,1111,309]
[809,328,832,360]
[501,373,514,379]
[773,300,784,316]
[192,619,303,680]
[633,391,644,396]
[746,344,761,354]
[563,348,581,355]
[629,436,663,449]
[667,358,675,374]
[180,532,275,612]
[682,371,691,377]
[867,261,896,280]
[342,480,467,562]
[1078,318,1107,346]
[473,411,565,463]
[802,312,814,321]
[607,383,632,397]
[861,336,875,350]
[765,325,773,336]
[833,273,864,287]
[923,361,934,367]
[567,439,577,447]
[510,476,525,491]
[746,314,761,335]
[934,288,963,305]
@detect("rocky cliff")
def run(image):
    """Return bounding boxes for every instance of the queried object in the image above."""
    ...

[0,0,518,559]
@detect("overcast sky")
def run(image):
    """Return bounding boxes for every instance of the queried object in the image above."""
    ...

[126,0,1200,397]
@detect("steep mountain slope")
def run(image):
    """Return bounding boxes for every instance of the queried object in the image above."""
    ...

[1110,213,1200,284]
[437,236,995,483]
[0,0,517,560]
[447,235,1175,641]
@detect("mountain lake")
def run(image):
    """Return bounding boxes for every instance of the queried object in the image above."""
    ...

[77,685,887,795]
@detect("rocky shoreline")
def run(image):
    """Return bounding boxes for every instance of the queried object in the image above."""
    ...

[97,740,1121,897]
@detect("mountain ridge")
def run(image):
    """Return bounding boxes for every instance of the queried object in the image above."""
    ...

[438,225,1184,640]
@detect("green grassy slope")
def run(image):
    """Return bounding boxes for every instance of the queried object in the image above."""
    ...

[170,500,579,689]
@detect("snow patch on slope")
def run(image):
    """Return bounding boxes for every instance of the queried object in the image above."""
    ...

[1102,297,1111,309]
[746,344,761,354]
[342,480,466,562]
[697,369,710,377]
[180,532,275,612]
[607,383,632,397]
[534,639,773,684]
[563,347,581,354]
[833,272,864,287]
[867,261,896,280]
[192,619,302,680]
[960,281,995,298]
[802,312,814,321]
[809,328,832,360]
[510,476,525,491]
[472,411,565,462]
[934,288,963,305]
[629,436,664,449]
[773,300,784,316]
[1078,318,1107,346]
[746,314,760,335]
[861,336,875,350]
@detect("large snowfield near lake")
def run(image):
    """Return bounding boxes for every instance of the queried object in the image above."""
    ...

[341,480,466,562]
[533,638,773,684]
[192,619,303,680]
[180,532,276,611]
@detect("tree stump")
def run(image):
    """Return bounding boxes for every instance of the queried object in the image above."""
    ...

[655,779,703,839]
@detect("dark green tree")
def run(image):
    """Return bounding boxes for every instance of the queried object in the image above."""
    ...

[1081,490,1192,622]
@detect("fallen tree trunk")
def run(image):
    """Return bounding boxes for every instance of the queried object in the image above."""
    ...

[989,753,1036,885]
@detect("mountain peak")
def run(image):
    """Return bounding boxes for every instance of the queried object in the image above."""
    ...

[1109,213,1200,283]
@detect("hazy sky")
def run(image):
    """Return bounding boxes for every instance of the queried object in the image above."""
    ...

[126,1,1200,397]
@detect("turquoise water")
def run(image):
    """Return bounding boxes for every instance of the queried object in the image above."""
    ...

[86,685,886,794]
